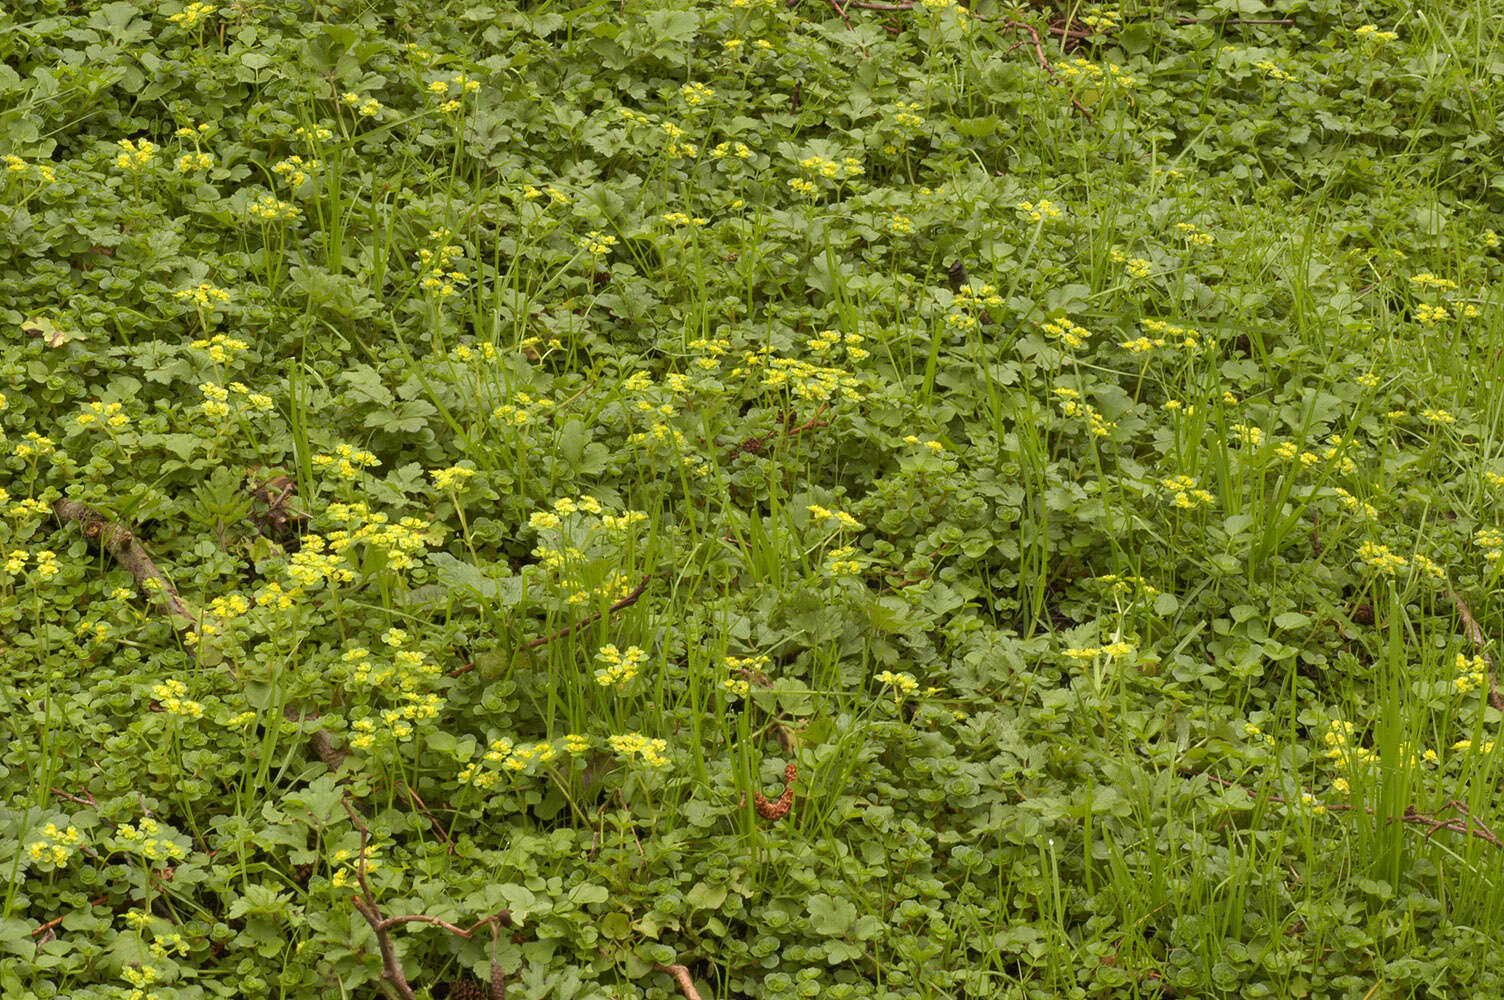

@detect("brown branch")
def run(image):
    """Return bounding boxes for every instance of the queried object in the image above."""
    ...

[404,782,454,853]
[526,574,652,650]
[824,0,852,28]
[654,963,705,1000]
[449,574,652,677]
[1207,775,1504,850]
[726,404,830,456]
[993,19,1093,119]
[1174,15,1294,25]
[1444,583,1504,710]
[32,895,109,937]
[53,500,195,625]
[343,798,513,999]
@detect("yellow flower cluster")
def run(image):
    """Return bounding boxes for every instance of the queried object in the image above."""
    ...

[800,154,864,181]
[115,138,157,171]
[1475,526,1504,563]
[416,230,468,297]
[176,151,214,173]
[248,194,300,222]
[1058,58,1137,87]
[1253,60,1292,81]
[1093,573,1161,598]
[1017,199,1062,222]
[321,502,435,572]
[578,230,617,255]
[1322,719,1375,768]
[875,670,919,695]
[1355,24,1399,42]
[313,443,380,479]
[75,400,130,430]
[286,536,356,590]
[680,82,714,106]
[1419,407,1455,424]
[1061,641,1135,661]
[808,504,864,530]
[169,2,216,27]
[710,141,752,160]
[1414,304,1449,327]
[506,741,557,771]
[891,100,924,130]
[492,390,555,428]
[1230,423,1264,448]
[26,822,82,867]
[805,329,868,361]
[1160,475,1215,510]
[595,643,649,689]
[1331,487,1377,520]
[1454,653,1490,695]
[660,121,697,159]
[1109,248,1152,278]
[753,355,863,403]
[1173,222,1215,246]
[175,282,230,308]
[152,677,203,718]
[1410,552,1446,582]
[1356,540,1407,575]
[825,545,863,576]
[608,732,670,768]
[190,332,249,363]
[663,211,708,227]
[1121,336,1165,354]
[432,465,476,491]
[1042,316,1089,349]
[1054,389,1115,437]
[342,91,382,117]
[1141,319,1201,349]
[272,155,319,188]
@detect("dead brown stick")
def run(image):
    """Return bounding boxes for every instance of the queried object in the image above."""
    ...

[404,782,454,853]
[1444,583,1504,710]
[824,0,852,28]
[654,963,704,1000]
[449,574,652,677]
[994,19,1093,119]
[53,500,195,625]
[32,895,109,937]
[1208,775,1504,850]
[343,798,511,999]
[727,403,830,456]
[526,574,652,650]
[1174,15,1294,24]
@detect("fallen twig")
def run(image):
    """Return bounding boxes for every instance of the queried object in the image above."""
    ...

[1207,775,1504,850]
[655,963,705,1000]
[1444,584,1504,710]
[343,798,512,1000]
[404,782,455,853]
[450,574,652,677]
[53,500,195,626]
[726,404,830,456]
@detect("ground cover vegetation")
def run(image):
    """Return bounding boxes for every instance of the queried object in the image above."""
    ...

[1,0,1502,996]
